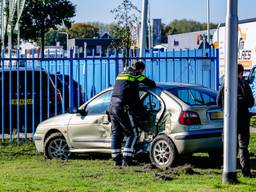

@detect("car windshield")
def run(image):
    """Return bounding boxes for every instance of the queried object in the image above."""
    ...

[167,87,217,106]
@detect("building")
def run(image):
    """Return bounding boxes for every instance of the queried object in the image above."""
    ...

[153,19,162,46]
[167,29,216,50]
[67,33,120,57]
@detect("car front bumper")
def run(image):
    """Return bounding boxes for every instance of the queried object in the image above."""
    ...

[34,133,44,153]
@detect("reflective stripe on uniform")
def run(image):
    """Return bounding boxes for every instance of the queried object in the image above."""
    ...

[123,148,134,152]
[137,75,146,81]
[123,152,133,157]
[116,73,146,82]
[112,149,121,153]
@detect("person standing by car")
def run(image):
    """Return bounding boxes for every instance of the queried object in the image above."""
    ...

[109,61,156,166]
[217,64,254,177]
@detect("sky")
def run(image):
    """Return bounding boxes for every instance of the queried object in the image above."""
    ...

[70,0,256,25]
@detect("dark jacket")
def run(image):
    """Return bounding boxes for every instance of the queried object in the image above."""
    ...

[111,67,156,109]
[217,78,254,131]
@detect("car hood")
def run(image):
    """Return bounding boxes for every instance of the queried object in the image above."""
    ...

[39,113,73,128]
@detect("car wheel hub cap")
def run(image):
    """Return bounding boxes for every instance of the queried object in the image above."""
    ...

[48,138,69,159]
[154,140,171,166]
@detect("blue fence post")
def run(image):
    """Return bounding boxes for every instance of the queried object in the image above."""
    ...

[47,49,50,119]
[91,49,96,97]
[1,49,4,142]
[9,49,12,143]
[16,50,20,143]
[69,49,74,109]
[194,49,197,84]
[122,49,125,70]
[24,49,28,142]
[39,48,43,123]
[54,49,58,116]
[62,53,65,114]
[215,48,220,90]
[78,51,81,106]
[32,49,35,137]
[187,49,190,84]
[115,49,119,77]
[107,49,110,87]
[173,49,175,82]
[165,49,168,82]
[150,49,154,80]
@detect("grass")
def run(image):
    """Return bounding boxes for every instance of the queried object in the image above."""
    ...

[1,136,256,192]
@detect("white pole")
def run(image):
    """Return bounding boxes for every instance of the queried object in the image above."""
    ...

[17,0,20,50]
[8,0,13,57]
[207,0,210,43]
[1,0,5,50]
[222,0,238,184]
[139,0,148,58]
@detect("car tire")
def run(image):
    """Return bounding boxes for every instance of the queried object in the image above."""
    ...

[150,134,177,169]
[44,132,70,160]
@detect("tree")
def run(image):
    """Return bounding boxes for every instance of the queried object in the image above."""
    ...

[164,19,217,35]
[20,0,75,58]
[111,0,140,66]
[44,29,67,48]
[67,23,99,39]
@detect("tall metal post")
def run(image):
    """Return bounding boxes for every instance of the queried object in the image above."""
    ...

[207,0,210,43]
[17,0,20,50]
[1,0,5,50]
[222,0,238,184]
[8,0,12,57]
[139,0,148,58]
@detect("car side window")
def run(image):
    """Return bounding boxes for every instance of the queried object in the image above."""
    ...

[249,67,256,84]
[85,91,112,115]
[141,91,161,112]
[169,88,216,106]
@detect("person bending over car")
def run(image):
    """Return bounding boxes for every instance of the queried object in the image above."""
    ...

[109,61,156,166]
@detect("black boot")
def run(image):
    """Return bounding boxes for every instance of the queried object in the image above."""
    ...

[114,154,123,166]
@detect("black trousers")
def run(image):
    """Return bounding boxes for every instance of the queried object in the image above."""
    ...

[109,103,139,162]
[238,125,251,175]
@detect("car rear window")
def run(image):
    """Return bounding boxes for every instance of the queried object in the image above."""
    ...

[167,87,217,106]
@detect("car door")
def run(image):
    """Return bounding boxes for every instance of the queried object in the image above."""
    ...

[139,89,165,136]
[68,90,112,150]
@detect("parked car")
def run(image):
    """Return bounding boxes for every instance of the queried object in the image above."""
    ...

[50,73,85,111]
[247,66,256,114]
[0,68,62,134]
[34,83,223,168]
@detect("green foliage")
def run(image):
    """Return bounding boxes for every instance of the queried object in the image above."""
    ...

[20,0,75,57]
[67,23,99,39]
[43,29,67,49]
[163,19,218,35]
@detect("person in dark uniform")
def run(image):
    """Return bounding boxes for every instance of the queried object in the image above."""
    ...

[217,64,254,177]
[109,61,156,166]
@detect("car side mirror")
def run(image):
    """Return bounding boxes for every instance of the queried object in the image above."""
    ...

[77,108,87,116]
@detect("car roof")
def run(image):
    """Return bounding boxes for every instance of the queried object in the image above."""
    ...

[155,82,202,89]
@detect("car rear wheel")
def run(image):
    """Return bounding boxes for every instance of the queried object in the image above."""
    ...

[44,132,70,160]
[150,135,177,169]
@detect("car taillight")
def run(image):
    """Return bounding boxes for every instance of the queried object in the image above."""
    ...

[179,111,201,125]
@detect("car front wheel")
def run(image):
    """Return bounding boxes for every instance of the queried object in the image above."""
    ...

[44,132,70,160]
[150,135,177,169]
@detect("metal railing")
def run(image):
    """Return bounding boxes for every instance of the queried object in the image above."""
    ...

[0,48,219,143]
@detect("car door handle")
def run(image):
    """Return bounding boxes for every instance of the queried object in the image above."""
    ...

[102,121,110,125]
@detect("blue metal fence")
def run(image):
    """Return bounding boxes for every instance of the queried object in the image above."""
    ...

[0,48,219,143]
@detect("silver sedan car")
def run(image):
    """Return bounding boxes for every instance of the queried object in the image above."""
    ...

[34,83,223,168]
